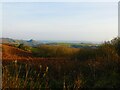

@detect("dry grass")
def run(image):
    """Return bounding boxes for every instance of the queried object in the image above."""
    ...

[2,44,33,59]
[2,44,120,89]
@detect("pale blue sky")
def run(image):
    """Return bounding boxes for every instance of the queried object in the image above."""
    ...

[2,2,118,42]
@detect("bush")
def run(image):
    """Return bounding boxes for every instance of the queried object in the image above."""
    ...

[111,37,120,56]
[32,45,79,58]
[18,44,32,52]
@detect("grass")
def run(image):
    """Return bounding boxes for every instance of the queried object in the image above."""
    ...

[2,55,120,89]
[2,38,120,89]
[2,60,49,89]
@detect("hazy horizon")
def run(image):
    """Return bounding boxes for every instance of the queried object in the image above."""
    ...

[0,37,109,44]
[2,2,118,42]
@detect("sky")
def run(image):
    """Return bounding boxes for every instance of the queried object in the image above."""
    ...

[2,2,118,42]
[0,0,119,2]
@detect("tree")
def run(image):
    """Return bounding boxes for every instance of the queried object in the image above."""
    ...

[111,37,120,55]
[18,44,24,49]
[18,44,31,52]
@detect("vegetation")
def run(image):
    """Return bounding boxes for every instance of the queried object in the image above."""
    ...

[2,37,120,89]
[32,45,79,58]
[18,44,32,52]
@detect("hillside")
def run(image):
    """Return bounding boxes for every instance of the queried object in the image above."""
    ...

[0,38,99,48]
[2,37,120,89]
[2,44,33,59]
[0,38,40,46]
[0,38,16,44]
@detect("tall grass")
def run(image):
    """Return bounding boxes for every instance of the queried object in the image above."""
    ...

[2,37,120,89]
[2,60,49,89]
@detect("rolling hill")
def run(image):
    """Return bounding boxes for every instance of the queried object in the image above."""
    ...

[0,38,40,46]
[2,44,33,59]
